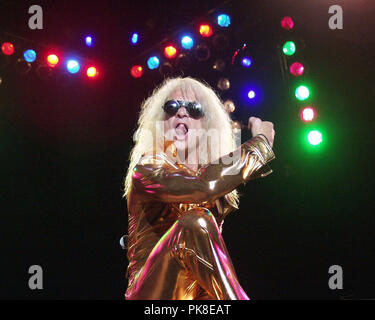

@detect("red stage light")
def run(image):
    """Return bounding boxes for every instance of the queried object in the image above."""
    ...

[131,65,143,78]
[199,24,213,37]
[1,42,15,55]
[87,66,98,78]
[47,54,59,67]
[281,16,294,30]
[290,62,305,76]
[300,107,316,122]
[164,45,177,58]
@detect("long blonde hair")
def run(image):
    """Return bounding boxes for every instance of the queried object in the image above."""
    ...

[123,76,239,208]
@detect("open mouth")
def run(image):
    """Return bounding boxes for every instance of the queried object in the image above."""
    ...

[175,123,188,139]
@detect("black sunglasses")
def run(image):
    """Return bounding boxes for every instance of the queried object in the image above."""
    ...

[163,100,204,119]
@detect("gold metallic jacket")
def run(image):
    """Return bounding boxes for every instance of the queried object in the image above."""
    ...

[125,135,275,300]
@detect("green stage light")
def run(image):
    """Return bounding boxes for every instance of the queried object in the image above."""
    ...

[295,85,310,101]
[307,130,323,145]
[282,41,296,56]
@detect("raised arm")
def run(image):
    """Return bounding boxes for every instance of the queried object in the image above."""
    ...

[131,135,275,203]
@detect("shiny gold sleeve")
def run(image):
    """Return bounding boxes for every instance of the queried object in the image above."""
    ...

[132,135,275,203]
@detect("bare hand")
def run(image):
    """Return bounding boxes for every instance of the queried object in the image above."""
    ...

[248,117,275,148]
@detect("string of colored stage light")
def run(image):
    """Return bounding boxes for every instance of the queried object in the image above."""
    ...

[128,0,232,78]
[0,31,100,80]
[279,16,323,148]
[127,0,230,64]
[130,16,231,79]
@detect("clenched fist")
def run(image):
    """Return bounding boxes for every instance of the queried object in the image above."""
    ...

[248,116,275,148]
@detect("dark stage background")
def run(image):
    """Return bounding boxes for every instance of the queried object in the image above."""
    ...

[0,0,374,299]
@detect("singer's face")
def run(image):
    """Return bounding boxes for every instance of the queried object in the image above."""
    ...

[163,87,206,153]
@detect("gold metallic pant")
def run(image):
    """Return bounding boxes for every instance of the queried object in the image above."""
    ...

[127,208,249,300]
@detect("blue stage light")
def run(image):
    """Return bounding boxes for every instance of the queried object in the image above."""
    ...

[217,14,231,27]
[66,59,80,74]
[242,84,262,105]
[23,49,36,63]
[241,57,252,67]
[85,36,93,47]
[181,35,194,49]
[248,90,256,99]
[131,33,139,44]
[147,56,160,70]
